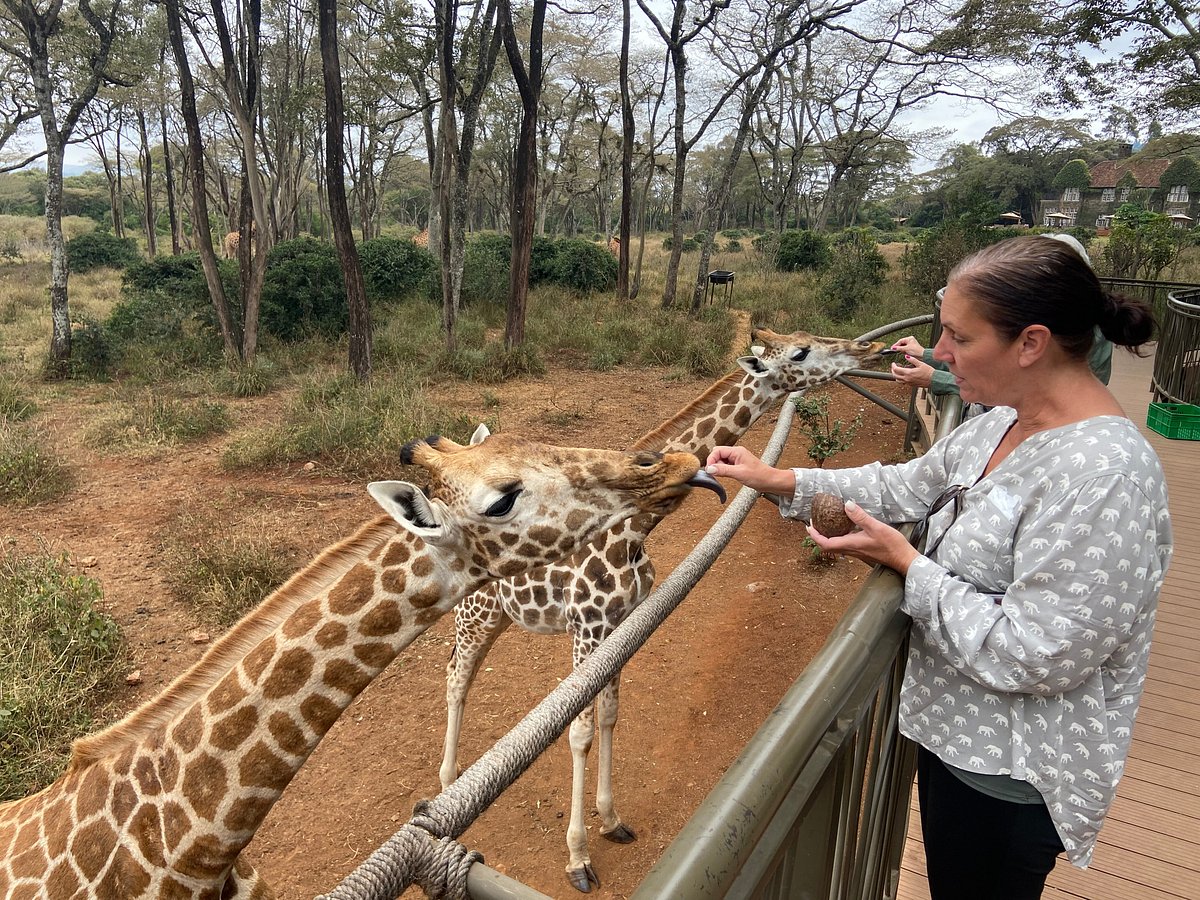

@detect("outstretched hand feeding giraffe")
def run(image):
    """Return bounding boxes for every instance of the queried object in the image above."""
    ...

[0,431,723,900]
[439,327,888,892]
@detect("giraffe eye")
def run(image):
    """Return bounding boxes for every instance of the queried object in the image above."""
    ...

[791,348,811,362]
[485,489,522,517]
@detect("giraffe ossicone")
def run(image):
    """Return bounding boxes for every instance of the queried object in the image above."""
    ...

[440,327,888,892]
[0,431,721,900]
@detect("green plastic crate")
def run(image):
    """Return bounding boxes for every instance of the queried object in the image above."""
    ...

[1146,402,1200,440]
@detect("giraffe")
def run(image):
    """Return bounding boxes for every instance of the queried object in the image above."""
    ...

[0,431,724,899]
[411,229,430,249]
[439,327,889,891]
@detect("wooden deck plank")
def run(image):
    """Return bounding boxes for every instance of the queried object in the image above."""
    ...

[897,347,1200,900]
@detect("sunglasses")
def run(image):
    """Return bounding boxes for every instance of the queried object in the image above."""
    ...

[911,483,968,556]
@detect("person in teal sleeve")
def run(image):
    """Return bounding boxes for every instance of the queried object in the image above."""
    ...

[892,234,1113,390]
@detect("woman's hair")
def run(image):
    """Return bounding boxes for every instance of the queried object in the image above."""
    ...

[947,236,1156,359]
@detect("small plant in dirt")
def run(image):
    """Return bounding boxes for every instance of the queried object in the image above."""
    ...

[163,517,295,628]
[221,372,483,480]
[65,231,140,273]
[793,392,863,466]
[0,422,75,505]
[211,358,278,398]
[0,547,125,799]
[0,381,36,421]
[84,392,231,451]
[440,341,545,383]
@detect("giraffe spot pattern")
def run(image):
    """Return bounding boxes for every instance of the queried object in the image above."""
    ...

[129,802,164,864]
[241,638,277,685]
[327,563,377,614]
[238,741,291,791]
[282,601,321,639]
[410,555,434,577]
[174,832,229,879]
[207,672,248,715]
[323,659,373,696]
[315,621,348,648]
[410,583,442,609]
[72,818,116,879]
[262,648,314,699]
[300,693,341,734]
[382,541,411,567]
[268,711,308,756]
[161,800,190,853]
[209,705,259,751]
[181,752,226,821]
[109,776,139,823]
[379,566,408,595]
[224,794,273,834]
[354,642,394,669]
[360,600,404,635]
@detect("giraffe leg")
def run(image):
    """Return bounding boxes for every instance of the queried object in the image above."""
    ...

[441,590,511,789]
[595,675,635,844]
[566,701,600,892]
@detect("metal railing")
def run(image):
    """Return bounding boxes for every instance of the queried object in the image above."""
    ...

[1151,289,1200,405]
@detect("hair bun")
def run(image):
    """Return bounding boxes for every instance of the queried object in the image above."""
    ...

[1098,290,1155,348]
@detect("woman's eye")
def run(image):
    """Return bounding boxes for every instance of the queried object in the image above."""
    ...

[485,490,521,517]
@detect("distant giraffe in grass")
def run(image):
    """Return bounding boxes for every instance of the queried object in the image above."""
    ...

[440,326,888,892]
[411,229,430,249]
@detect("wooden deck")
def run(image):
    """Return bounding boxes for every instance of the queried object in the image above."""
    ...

[896,348,1200,900]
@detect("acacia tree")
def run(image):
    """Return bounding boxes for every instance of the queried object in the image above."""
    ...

[0,0,127,369]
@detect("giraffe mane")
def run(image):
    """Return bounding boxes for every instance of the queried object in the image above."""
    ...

[67,515,398,770]
[630,369,747,452]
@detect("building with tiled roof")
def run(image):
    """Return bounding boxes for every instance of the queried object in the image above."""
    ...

[1038,152,1197,230]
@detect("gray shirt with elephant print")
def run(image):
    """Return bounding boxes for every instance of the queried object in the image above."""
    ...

[779,409,1172,867]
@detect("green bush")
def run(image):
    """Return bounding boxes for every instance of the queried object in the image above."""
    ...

[66,232,140,273]
[752,231,781,264]
[67,318,112,380]
[903,219,1020,299]
[0,548,124,799]
[462,233,512,304]
[549,238,617,293]
[725,239,743,252]
[818,229,889,321]
[122,252,209,300]
[260,237,346,340]
[776,229,832,272]
[530,235,559,286]
[358,236,438,301]
[680,238,700,253]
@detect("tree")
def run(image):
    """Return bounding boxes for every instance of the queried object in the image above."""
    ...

[1055,0,1200,127]
[164,0,239,357]
[318,0,370,381]
[498,0,546,349]
[0,0,128,370]
[1053,158,1092,190]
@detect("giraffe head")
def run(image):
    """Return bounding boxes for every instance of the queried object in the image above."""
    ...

[738,326,888,389]
[368,428,723,577]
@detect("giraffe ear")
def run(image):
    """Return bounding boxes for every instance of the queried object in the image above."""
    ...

[470,423,491,445]
[368,481,451,543]
[736,355,769,377]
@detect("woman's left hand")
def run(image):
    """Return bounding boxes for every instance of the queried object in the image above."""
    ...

[807,500,920,575]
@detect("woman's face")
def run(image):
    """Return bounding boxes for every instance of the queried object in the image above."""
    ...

[932,282,1019,405]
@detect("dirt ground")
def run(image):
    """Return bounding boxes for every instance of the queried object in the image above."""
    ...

[0,354,911,899]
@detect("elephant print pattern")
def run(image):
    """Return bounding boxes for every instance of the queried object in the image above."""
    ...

[779,408,1172,867]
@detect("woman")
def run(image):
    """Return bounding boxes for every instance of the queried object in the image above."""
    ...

[891,234,1114,394]
[705,235,1172,899]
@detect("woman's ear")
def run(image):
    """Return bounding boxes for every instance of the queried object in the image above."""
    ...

[1015,324,1053,367]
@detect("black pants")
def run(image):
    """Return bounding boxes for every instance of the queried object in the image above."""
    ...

[917,746,1065,900]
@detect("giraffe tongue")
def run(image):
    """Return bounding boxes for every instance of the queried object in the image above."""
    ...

[687,469,727,503]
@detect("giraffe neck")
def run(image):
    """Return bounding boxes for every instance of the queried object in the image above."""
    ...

[631,368,788,461]
[0,522,491,896]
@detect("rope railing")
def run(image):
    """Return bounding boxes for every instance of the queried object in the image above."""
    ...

[317,322,921,900]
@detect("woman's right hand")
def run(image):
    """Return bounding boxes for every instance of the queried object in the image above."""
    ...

[889,336,926,357]
[704,446,796,498]
[891,355,936,388]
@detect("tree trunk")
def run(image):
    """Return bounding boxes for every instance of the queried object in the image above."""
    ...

[137,110,157,257]
[616,0,633,301]
[659,45,687,309]
[44,141,70,369]
[165,0,240,357]
[318,0,371,381]
[160,105,182,255]
[499,0,545,350]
